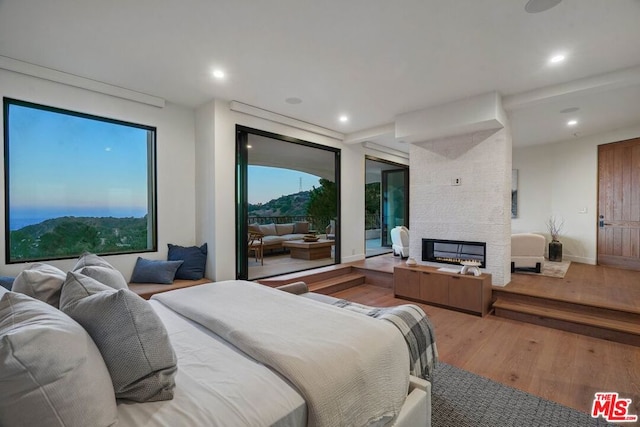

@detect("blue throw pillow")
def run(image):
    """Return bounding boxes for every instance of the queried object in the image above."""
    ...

[0,276,15,291]
[167,243,207,280]
[130,258,183,284]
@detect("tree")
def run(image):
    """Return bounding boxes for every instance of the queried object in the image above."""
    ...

[306,179,337,230]
[39,219,100,257]
[364,182,381,230]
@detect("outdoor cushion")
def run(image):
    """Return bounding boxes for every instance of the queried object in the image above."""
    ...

[276,223,295,236]
[259,223,277,236]
[294,221,310,234]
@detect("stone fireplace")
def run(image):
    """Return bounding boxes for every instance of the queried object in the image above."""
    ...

[400,91,512,286]
[408,127,512,286]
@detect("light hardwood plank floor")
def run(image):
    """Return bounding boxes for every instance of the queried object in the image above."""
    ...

[330,283,640,425]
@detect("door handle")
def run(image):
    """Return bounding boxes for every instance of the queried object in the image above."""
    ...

[598,215,611,228]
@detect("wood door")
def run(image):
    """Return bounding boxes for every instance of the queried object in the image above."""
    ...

[597,138,640,270]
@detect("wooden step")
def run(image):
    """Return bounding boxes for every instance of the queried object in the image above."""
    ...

[493,298,640,347]
[351,266,394,289]
[258,264,354,287]
[492,289,640,324]
[308,273,366,295]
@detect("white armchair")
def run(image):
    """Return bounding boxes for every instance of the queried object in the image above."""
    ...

[390,226,410,258]
[325,220,336,240]
[511,233,545,273]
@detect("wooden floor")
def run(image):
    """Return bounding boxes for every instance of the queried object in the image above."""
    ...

[334,255,640,424]
[507,261,640,313]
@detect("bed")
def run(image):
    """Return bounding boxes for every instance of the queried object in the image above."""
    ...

[0,274,431,427]
[119,280,432,427]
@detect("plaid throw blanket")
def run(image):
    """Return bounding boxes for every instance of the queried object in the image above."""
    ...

[331,299,439,381]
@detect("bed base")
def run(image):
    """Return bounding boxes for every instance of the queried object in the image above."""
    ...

[394,375,431,427]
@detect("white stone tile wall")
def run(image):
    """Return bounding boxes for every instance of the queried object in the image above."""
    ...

[409,128,512,285]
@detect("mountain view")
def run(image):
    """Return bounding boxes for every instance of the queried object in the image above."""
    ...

[9,216,149,262]
[248,191,310,217]
[248,178,337,231]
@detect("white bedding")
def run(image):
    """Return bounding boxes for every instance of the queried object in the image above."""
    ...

[116,300,307,427]
[153,280,410,427]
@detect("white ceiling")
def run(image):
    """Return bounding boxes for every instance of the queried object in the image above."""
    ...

[1,0,640,152]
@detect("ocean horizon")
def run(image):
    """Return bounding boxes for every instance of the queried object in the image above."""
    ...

[9,208,148,231]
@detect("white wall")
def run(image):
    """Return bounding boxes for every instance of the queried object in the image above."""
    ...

[410,128,512,286]
[513,123,640,265]
[0,69,197,280]
[195,100,372,281]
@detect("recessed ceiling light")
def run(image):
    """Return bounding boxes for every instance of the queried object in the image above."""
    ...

[560,107,580,114]
[285,97,302,105]
[567,120,578,126]
[212,69,225,79]
[247,144,252,149]
[525,0,562,13]
[339,115,349,123]
[549,54,566,64]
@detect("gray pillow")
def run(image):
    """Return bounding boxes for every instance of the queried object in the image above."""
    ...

[73,252,116,270]
[73,252,128,289]
[0,292,117,427]
[12,263,66,307]
[76,265,128,289]
[60,271,177,402]
[130,257,183,284]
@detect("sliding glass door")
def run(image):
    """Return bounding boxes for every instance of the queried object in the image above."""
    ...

[236,126,340,280]
[381,169,409,247]
[365,157,408,257]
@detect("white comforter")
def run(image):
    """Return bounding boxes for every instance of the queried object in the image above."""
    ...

[153,280,410,427]
[116,300,306,427]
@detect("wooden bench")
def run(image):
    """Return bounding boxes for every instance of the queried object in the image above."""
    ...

[128,278,212,300]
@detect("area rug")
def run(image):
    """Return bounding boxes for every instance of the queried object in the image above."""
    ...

[514,260,571,279]
[432,362,618,427]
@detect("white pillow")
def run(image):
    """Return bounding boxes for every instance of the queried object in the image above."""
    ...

[0,292,117,427]
[11,263,66,307]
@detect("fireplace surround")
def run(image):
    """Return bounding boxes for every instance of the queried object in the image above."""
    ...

[422,238,486,268]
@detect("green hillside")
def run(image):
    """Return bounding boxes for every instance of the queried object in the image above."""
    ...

[9,216,149,261]
[248,191,310,217]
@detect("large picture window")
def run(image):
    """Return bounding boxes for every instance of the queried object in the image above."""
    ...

[3,98,157,263]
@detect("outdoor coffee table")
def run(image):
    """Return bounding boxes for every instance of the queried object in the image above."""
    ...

[282,239,335,260]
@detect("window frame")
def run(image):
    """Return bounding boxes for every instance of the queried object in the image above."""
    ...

[3,97,158,264]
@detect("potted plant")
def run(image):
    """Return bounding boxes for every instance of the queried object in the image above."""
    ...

[547,216,564,262]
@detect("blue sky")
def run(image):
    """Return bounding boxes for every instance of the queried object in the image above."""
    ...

[8,103,150,218]
[248,165,320,204]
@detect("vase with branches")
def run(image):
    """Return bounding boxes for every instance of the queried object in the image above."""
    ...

[547,216,564,242]
[547,216,564,261]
